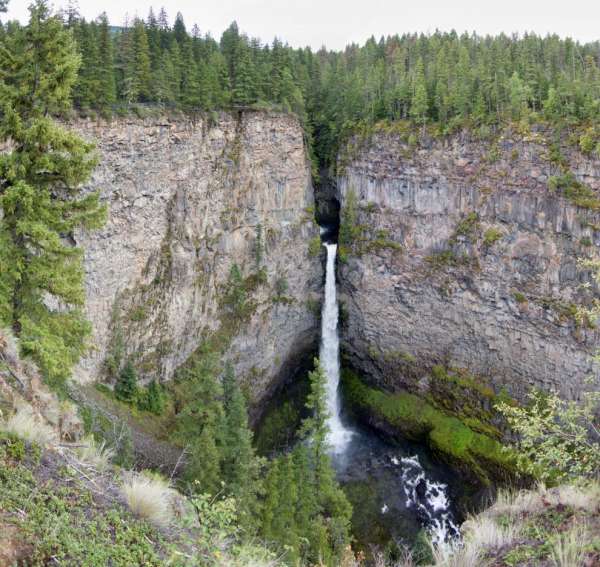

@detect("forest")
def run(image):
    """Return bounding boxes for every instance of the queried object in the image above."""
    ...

[1,2,600,566]
[2,3,599,170]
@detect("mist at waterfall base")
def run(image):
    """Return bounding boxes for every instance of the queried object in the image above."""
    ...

[318,229,462,555]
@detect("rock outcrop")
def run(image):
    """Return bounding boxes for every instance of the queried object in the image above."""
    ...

[338,127,600,403]
[74,111,321,403]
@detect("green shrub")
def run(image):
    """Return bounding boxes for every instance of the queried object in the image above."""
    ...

[579,131,596,154]
[496,389,600,484]
[513,291,527,304]
[547,173,600,210]
[484,227,504,247]
[454,212,480,238]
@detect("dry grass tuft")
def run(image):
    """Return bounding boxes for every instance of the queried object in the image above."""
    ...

[1,406,56,445]
[553,483,600,513]
[550,526,588,567]
[76,436,114,472]
[431,542,485,567]
[121,472,173,526]
[489,486,544,518]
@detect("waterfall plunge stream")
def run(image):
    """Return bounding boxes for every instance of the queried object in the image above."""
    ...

[318,236,460,550]
[320,242,354,453]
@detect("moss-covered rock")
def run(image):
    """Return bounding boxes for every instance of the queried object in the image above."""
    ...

[341,369,519,486]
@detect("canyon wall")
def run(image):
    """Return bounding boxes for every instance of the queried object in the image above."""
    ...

[338,127,600,403]
[73,111,321,402]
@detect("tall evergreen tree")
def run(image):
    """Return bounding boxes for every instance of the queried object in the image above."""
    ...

[96,13,116,111]
[174,347,224,494]
[0,0,105,384]
[221,361,262,529]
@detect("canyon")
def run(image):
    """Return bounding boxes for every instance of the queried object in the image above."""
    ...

[70,112,600,427]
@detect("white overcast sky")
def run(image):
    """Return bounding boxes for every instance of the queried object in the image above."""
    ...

[6,0,600,49]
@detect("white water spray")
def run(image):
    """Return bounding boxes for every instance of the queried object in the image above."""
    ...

[320,242,353,453]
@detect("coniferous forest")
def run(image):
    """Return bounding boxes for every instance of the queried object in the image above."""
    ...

[3,3,600,169]
[1,2,600,566]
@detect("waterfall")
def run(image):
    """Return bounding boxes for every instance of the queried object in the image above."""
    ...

[320,242,353,453]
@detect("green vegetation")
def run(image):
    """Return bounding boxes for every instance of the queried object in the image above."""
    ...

[342,369,517,484]
[0,1,106,387]
[308,235,321,257]
[260,361,352,566]
[496,389,600,484]
[425,249,477,271]
[338,190,401,261]
[483,226,504,247]
[0,436,165,565]
[513,291,528,304]
[452,211,480,240]
[548,172,600,209]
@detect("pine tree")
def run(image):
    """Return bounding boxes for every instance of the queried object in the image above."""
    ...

[0,0,105,384]
[139,379,164,414]
[232,45,257,106]
[509,71,529,120]
[115,360,138,402]
[179,39,201,108]
[96,13,116,111]
[130,19,152,102]
[221,362,261,527]
[410,58,428,126]
[299,359,352,565]
[175,347,224,494]
[172,12,186,44]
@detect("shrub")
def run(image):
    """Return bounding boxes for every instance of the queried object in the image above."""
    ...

[483,227,503,247]
[496,389,600,483]
[137,380,166,415]
[579,131,595,154]
[121,472,173,526]
[308,235,321,257]
[513,291,527,304]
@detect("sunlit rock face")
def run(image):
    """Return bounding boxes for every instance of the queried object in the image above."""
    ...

[73,111,322,404]
[337,127,600,403]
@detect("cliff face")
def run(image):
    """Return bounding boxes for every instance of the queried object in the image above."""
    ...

[338,127,600,403]
[74,112,321,403]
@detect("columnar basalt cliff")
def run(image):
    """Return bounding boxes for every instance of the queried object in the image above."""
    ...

[73,112,322,403]
[338,127,600,405]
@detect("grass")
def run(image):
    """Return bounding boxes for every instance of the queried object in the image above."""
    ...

[76,435,115,472]
[341,369,517,485]
[432,482,600,567]
[121,471,174,526]
[1,407,56,446]
[550,527,588,567]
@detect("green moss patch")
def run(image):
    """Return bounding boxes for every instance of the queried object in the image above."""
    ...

[341,369,518,485]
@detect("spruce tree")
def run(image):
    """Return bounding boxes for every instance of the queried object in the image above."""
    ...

[115,360,138,402]
[232,45,256,106]
[96,13,116,111]
[410,58,428,126]
[175,347,224,494]
[221,362,261,528]
[0,0,105,385]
